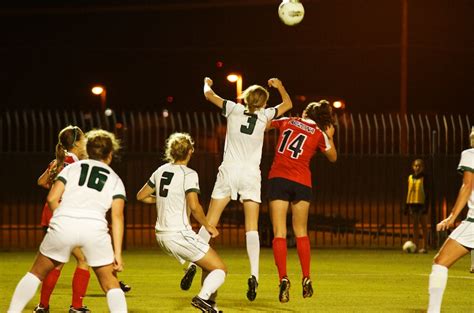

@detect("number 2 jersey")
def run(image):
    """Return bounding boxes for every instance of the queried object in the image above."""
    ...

[221,100,277,169]
[268,117,332,187]
[147,163,200,232]
[53,159,126,224]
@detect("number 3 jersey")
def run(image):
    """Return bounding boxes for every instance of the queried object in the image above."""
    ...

[268,117,332,187]
[221,100,277,169]
[147,163,200,232]
[53,159,126,223]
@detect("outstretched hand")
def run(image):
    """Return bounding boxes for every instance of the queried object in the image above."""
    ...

[268,78,282,89]
[325,124,335,138]
[205,224,219,238]
[204,77,213,87]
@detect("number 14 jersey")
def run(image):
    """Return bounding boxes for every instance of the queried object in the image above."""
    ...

[268,117,332,188]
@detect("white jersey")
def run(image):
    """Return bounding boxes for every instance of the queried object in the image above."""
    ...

[457,148,474,218]
[221,100,277,169]
[148,163,200,232]
[53,159,126,223]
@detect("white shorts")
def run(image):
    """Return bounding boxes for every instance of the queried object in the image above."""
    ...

[156,229,210,264]
[40,216,114,267]
[211,164,261,203]
[449,220,474,249]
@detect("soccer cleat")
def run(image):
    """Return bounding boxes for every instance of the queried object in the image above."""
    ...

[181,264,197,291]
[246,275,258,301]
[69,305,91,313]
[302,277,314,298]
[470,268,474,274]
[206,300,223,313]
[191,296,218,313]
[279,277,291,303]
[119,280,132,293]
[33,304,50,313]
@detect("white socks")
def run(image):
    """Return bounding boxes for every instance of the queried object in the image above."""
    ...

[8,272,41,313]
[428,264,448,313]
[198,269,226,300]
[106,288,128,313]
[246,231,260,281]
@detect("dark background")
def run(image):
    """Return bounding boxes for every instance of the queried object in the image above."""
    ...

[0,0,473,113]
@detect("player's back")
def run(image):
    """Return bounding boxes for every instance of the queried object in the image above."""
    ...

[54,159,126,222]
[222,100,276,168]
[153,163,199,232]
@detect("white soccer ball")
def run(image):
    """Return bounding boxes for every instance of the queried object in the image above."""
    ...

[402,240,417,253]
[278,0,305,26]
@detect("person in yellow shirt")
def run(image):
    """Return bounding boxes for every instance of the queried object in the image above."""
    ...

[405,158,429,253]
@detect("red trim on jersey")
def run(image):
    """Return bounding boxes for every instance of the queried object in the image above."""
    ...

[268,117,329,187]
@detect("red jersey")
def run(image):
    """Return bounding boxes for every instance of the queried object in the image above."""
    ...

[40,153,79,226]
[268,117,332,187]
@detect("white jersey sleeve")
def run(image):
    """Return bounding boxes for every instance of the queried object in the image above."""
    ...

[458,148,474,174]
[184,171,200,194]
[264,107,277,121]
[222,100,239,118]
[112,178,127,201]
[57,164,73,184]
[148,170,158,188]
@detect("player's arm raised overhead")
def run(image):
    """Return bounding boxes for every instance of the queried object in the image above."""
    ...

[136,183,157,203]
[322,124,337,163]
[203,77,225,109]
[186,191,219,238]
[268,78,293,118]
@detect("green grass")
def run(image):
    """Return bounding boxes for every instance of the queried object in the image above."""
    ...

[0,248,472,312]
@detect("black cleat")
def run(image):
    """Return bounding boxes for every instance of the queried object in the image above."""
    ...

[33,304,49,313]
[206,300,223,313]
[279,277,291,303]
[302,277,313,298]
[181,264,197,290]
[69,306,90,313]
[246,275,258,301]
[470,268,474,274]
[191,296,218,313]
[119,281,132,293]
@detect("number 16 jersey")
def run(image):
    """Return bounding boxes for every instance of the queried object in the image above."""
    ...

[269,117,332,188]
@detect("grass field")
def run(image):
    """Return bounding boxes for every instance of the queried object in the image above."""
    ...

[0,248,472,312]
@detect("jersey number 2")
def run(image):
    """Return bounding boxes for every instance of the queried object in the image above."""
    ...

[277,129,307,159]
[159,171,175,197]
[78,164,110,192]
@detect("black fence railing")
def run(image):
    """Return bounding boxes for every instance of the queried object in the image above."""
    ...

[0,110,472,249]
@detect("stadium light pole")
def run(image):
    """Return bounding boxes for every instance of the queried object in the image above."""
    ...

[91,85,106,112]
[226,73,242,103]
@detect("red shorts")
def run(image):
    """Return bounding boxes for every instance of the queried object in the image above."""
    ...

[41,202,53,227]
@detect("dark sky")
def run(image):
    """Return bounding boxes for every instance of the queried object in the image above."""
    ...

[0,0,473,114]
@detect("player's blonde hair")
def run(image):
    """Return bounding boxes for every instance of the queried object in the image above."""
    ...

[239,85,269,113]
[86,129,121,161]
[53,125,84,179]
[164,132,194,163]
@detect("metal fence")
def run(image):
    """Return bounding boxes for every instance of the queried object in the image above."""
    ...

[0,110,472,249]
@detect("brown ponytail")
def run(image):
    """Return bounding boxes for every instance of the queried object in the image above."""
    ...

[304,100,335,131]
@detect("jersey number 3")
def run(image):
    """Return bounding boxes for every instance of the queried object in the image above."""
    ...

[240,114,257,135]
[159,172,175,197]
[79,164,110,192]
[278,129,307,159]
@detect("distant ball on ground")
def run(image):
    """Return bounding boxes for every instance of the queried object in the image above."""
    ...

[278,0,305,26]
[402,240,417,253]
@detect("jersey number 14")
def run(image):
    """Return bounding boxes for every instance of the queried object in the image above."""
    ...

[278,129,307,159]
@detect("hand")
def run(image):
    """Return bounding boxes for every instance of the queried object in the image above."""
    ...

[204,77,213,87]
[268,78,282,89]
[205,224,219,238]
[113,254,124,272]
[436,216,455,231]
[325,124,335,138]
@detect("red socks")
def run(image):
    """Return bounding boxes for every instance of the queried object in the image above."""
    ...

[40,268,61,307]
[72,267,90,308]
[296,236,311,278]
[272,237,287,281]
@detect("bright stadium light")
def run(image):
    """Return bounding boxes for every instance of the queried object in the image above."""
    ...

[226,73,242,103]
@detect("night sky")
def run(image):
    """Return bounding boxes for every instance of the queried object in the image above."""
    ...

[0,0,473,114]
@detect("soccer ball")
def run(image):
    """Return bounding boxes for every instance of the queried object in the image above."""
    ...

[278,0,305,26]
[402,240,417,253]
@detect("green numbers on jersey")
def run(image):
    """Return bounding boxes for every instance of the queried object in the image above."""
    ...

[159,171,175,197]
[278,129,308,159]
[240,113,258,135]
[78,164,110,192]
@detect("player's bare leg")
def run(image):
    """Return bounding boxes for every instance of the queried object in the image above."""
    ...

[243,200,260,301]
[419,213,428,253]
[93,264,127,313]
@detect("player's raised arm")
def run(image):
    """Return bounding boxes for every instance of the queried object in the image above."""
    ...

[203,77,225,108]
[268,78,293,118]
[186,191,219,238]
